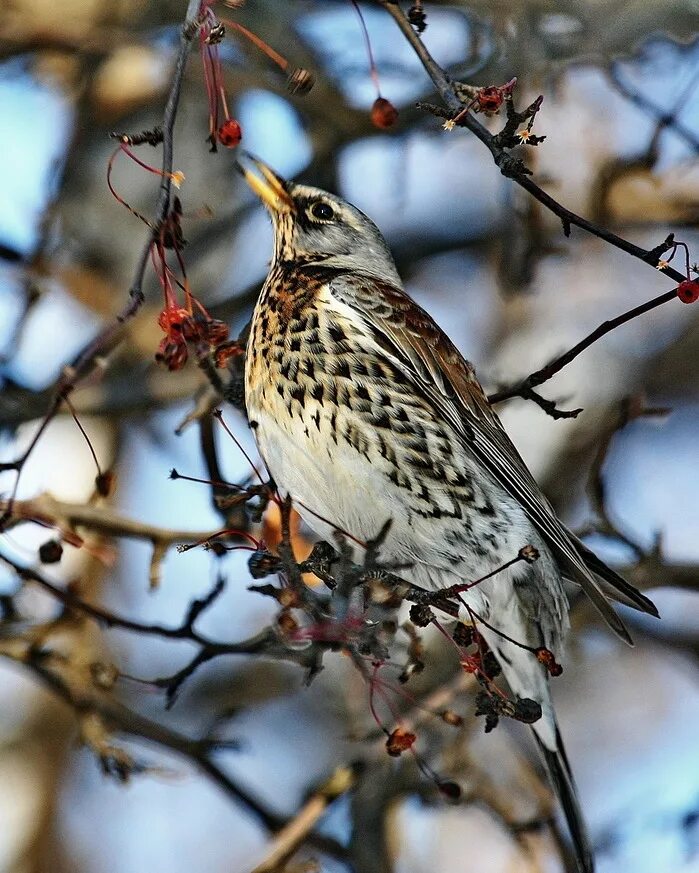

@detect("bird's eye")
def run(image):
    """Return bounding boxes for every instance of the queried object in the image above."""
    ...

[310,201,335,221]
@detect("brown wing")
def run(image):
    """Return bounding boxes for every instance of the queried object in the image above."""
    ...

[329,273,643,642]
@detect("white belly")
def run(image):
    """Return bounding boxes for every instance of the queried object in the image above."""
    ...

[254,407,399,548]
[251,405,535,591]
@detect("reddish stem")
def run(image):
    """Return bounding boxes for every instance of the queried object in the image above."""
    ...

[350,0,382,95]
[220,17,290,71]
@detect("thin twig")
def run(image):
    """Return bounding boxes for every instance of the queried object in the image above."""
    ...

[0,0,203,524]
[382,2,684,280]
[0,551,312,662]
[487,287,678,404]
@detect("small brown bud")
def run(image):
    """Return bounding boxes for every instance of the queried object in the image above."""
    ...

[438,780,462,800]
[278,588,302,609]
[519,544,540,564]
[90,661,119,690]
[95,470,116,497]
[287,67,314,95]
[385,727,417,757]
[208,541,227,557]
[441,709,463,727]
[398,660,424,684]
[367,577,403,608]
[277,609,298,634]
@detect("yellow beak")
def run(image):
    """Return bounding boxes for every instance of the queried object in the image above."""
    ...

[235,153,293,213]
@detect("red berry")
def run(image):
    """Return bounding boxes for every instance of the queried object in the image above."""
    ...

[217,119,242,148]
[535,647,563,677]
[370,97,398,129]
[677,279,699,304]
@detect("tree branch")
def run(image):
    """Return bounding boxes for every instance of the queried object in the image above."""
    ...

[0,0,204,524]
[487,287,679,405]
[381,1,689,416]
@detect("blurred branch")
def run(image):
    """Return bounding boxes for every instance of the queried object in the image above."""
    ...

[575,396,670,559]
[592,63,699,226]
[608,62,699,155]
[0,550,319,666]
[4,641,284,830]
[0,567,349,863]
[0,15,137,59]
[3,492,222,588]
[487,284,679,411]
[251,766,356,873]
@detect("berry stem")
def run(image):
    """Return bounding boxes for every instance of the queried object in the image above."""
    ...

[220,18,290,71]
[350,0,382,95]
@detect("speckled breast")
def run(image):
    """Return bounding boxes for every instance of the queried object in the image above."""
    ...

[243,264,507,554]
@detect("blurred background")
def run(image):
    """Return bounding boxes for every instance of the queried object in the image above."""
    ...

[1,1,698,871]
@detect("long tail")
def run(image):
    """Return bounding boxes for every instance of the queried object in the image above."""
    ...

[532,722,594,873]
[476,599,595,872]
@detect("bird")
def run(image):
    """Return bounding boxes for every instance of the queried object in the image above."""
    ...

[236,153,658,873]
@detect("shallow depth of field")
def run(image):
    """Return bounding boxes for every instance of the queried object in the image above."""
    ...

[0,2,698,872]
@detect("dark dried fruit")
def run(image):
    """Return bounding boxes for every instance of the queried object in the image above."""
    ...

[39,539,63,564]
[409,603,433,627]
[248,550,281,579]
[513,697,543,724]
[452,623,475,647]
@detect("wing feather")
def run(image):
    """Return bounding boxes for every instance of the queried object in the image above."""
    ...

[329,273,648,642]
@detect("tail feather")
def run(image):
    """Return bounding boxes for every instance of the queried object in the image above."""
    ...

[569,531,659,617]
[477,606,595,871]
[533,726,595,873]
[558,552,634,644]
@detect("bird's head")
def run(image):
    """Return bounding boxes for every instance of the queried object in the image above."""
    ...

[236,153,400,282]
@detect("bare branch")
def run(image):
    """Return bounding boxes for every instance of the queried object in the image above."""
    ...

[381,1,690,416]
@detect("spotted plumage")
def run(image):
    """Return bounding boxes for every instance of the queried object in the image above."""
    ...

[238,155,658,873]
